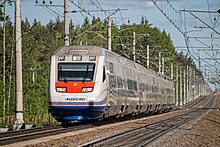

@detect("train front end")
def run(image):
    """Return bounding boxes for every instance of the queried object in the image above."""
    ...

[48,46,107,122]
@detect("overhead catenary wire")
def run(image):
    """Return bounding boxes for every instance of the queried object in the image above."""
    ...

[41,5,58,18]
[73,8,121,39]
[90,0,108,17]
[69,0,93,18]
[207,0,214,25]
[35,0,63,18]
[151,0,220,84]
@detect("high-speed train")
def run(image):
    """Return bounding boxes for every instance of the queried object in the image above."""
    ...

[48,46,175,123]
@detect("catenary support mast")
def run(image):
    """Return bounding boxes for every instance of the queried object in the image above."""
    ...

[14,0,24,129]
[108,17,112,51]
[132,32,136,61]
[64,0,69,46]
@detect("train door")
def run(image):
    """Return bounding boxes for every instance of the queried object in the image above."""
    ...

[137,73,145,113]
[151,76,157,112]
[119,66,128,115]
[105,60,118,117]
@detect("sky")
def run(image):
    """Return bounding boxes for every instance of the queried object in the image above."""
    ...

[5,0,220,87]
[5,1,219,44]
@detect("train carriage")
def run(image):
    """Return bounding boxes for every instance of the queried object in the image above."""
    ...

[48,45,175,123]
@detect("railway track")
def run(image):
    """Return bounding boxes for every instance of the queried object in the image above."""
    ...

[0,112,170,146]
[184,95,211,109]
[0,124,91,146]
[0,112,164,146]
[82,95,216,147]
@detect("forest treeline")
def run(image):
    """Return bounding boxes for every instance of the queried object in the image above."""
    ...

[0,14,201,122]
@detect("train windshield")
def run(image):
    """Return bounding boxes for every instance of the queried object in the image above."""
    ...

[58,63,95,82]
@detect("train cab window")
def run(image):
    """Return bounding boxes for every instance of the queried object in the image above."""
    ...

[58,63,95,82]
[103,66,106,82]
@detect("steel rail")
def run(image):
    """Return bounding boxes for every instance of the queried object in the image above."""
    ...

[0,124,91,146]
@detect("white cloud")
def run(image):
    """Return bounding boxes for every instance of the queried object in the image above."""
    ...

[144,2,156,8]
[98,0,158,10]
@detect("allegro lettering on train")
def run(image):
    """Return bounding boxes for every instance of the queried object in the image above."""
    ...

[65,98,87,101]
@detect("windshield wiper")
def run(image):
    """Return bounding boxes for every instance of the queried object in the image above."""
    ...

[64,78,68,83]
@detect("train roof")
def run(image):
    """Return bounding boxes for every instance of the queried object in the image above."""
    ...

[53,45,104,56]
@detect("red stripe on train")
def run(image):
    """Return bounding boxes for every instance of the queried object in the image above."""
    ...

[55,82,95,93]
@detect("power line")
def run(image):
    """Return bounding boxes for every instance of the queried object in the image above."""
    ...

[151,0,220,81]
[35,1,63,18]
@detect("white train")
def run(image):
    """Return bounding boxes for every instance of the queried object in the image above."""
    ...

[48,46,175,123]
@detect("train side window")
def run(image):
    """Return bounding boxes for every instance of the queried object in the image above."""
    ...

[127,79,133,90]
[109,75,116,88]
[109,62,114,73]
[123,79,127,89]
[154,86,158,93]
[117,76,123,88]
[133,81,137,91]
[139,83,145,92]
[114,76,117,88]
[161,88,165,94]
[153,77,156,84]
[103,66,106,82]
[152,85,155,93]
[145,84,149,92]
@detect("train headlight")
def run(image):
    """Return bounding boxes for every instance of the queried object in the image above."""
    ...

[58,56,65,61]
[72,55,82,61]
[82,87,93,93]
[89,56,96,61]
[56,87,67,92]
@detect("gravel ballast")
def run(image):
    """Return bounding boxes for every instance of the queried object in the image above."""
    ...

[150,96,220,147]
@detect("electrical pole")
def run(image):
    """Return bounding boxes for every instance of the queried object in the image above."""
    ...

[146,45,149,68]
[176,66,179,106]
[171,62,173,80]
[108,17,112,51]
[159,52,161,74]
[64,0,69,46]
[183,67,186,105]
[189,67,192,101]
[30,68,35,83]
[162,57,165,75]
[14,0,24,130]
[132,32,136,61]
[3,0,6,125]
[193,69,195,100]
[186,65,189,103]
[180,68,182,106]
